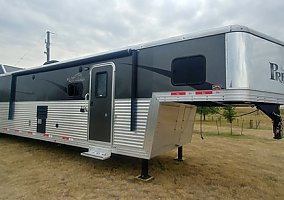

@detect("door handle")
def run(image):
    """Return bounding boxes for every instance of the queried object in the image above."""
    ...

[85,93,89,101]
[80,93,89,112]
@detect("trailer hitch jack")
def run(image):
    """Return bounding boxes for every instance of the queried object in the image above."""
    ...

[272,113,283,139]
[136,159,153,181]
[256,103,283,139]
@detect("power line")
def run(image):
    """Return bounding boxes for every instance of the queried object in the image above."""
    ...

[14,34,46,66]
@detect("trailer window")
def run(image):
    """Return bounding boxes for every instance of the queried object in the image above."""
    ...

[95,72,107,97]
[68,82,83,97]
[171,55,206,85]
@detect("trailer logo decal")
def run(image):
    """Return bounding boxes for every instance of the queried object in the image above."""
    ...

[270,62,284,84]
[67,73,85,83]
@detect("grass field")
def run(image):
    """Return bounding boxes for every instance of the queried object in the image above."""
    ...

[196,107,281,130]
[0,108,283,199]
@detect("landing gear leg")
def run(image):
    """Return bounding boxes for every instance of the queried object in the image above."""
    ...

[175,146,183,161]
[136,159,153,181]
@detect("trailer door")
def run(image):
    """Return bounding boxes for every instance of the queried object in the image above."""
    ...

[88,63,115,143]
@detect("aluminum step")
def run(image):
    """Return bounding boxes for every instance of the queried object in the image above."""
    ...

[81,146,111,160]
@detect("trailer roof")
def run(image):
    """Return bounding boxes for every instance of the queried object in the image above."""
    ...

[1,25,283,77]
[132,25,284,49]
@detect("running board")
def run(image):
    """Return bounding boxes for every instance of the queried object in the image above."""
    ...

[81,146,111,160]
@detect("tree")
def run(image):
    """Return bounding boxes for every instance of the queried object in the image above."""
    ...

[197,107,220,120]
[223,106,237,135]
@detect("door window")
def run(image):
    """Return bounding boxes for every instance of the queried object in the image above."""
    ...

[95,72,107,97]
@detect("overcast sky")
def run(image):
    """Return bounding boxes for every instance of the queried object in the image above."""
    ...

[0,0,283,68]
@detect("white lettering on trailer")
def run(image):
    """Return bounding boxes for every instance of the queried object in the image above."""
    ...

[67,73,85,83]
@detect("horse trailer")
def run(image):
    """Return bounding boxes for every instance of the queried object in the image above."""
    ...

[0,25,283,180]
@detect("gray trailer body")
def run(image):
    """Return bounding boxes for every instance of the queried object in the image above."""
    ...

[0,26,283,176]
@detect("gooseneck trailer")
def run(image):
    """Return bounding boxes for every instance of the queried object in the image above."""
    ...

[0,25,283,180]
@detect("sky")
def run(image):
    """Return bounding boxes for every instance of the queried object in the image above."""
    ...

[0,0,284,68]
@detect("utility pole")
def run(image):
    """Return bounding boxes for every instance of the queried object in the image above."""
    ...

[44,31,51,62]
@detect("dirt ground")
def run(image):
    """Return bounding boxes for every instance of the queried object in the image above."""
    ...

[0,117,283,199]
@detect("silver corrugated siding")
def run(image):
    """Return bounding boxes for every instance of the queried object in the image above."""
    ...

[0,101,88,141]
[113,99,151,149]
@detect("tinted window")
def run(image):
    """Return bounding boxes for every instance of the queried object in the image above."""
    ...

[95,72,107,97]
[68,82,83,97]
[171,55,206,85]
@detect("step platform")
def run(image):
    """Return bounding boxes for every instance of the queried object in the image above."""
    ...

[81,146,111,160]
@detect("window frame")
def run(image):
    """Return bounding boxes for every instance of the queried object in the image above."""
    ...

[67,82,83,97]
[95,71,108,98]
[171,55,206,86]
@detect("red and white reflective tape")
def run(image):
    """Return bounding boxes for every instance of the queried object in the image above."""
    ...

[14,129,21,133]
[195,90,213,95]
[43,133,52,138]
[27,131,36,136]
[170,90,217,96]
[2,127,9,132]
[171,91,186,96]
[62,136,73,141]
